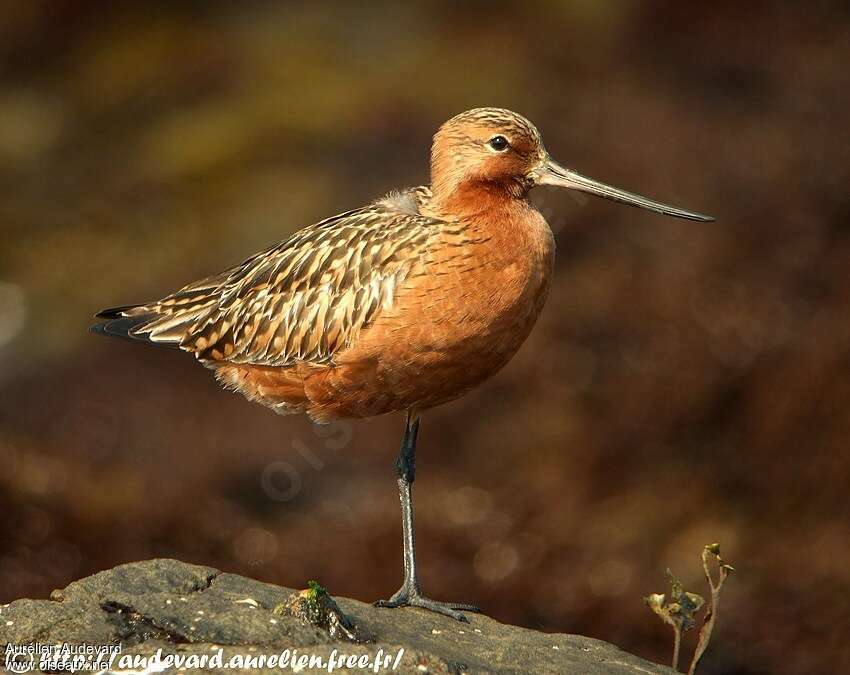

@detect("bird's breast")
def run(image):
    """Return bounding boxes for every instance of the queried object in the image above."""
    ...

[424,207,554,347]
[321,204,555,415]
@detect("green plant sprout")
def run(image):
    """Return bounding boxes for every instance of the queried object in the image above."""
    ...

[274,580,358,642]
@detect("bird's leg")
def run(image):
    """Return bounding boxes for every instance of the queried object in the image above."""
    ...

[374,412,480,622]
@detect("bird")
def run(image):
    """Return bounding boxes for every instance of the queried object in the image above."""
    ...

[91,107,712,622]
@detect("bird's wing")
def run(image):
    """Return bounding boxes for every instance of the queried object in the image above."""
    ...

[100,188,443,367]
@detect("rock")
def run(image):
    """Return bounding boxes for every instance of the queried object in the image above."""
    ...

[0,559,666,674]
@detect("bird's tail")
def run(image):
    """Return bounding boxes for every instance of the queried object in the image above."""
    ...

[89,302,207,350]
[90,272,226,350]
[89,305,175,349]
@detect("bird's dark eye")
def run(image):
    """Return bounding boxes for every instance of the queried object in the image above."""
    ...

[488,135,509,151]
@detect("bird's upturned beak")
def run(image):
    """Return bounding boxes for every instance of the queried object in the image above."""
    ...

[536,158,714,222]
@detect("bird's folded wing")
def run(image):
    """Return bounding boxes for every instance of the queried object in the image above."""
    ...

[118,196,442,367]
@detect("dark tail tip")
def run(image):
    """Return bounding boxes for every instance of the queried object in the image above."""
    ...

[89,314,148,343]
[89,307,179,350]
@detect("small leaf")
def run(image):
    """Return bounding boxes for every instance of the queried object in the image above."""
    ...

[682,592,705,614]
[666,569,684,601]
[643,593,676,627]
[306,579,327,600]
[645,593,667,612]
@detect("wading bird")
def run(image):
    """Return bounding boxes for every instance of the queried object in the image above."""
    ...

[92,108,712,621]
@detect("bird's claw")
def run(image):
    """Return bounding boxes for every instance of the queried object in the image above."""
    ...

[374,590,480,622]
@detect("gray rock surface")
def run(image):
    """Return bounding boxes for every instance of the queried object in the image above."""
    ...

[0,559,667,674]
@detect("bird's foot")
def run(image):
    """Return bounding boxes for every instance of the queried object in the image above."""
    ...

[374,587,480,622]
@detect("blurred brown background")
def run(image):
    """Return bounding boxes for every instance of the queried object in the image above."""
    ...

[1,2,848,673]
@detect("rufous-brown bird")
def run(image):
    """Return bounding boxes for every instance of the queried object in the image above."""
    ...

[92,108,712,621]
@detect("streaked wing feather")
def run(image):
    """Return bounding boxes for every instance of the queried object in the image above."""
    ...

[130,188,440,366]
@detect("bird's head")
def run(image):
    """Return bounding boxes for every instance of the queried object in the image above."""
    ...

[430,107,712,221]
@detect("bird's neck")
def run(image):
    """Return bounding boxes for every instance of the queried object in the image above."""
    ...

[424,182,551,270]
[426,179,529,221]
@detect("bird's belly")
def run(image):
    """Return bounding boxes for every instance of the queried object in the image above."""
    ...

[304,236,553,420]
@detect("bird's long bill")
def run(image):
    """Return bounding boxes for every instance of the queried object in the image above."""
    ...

[539,158,714,222]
